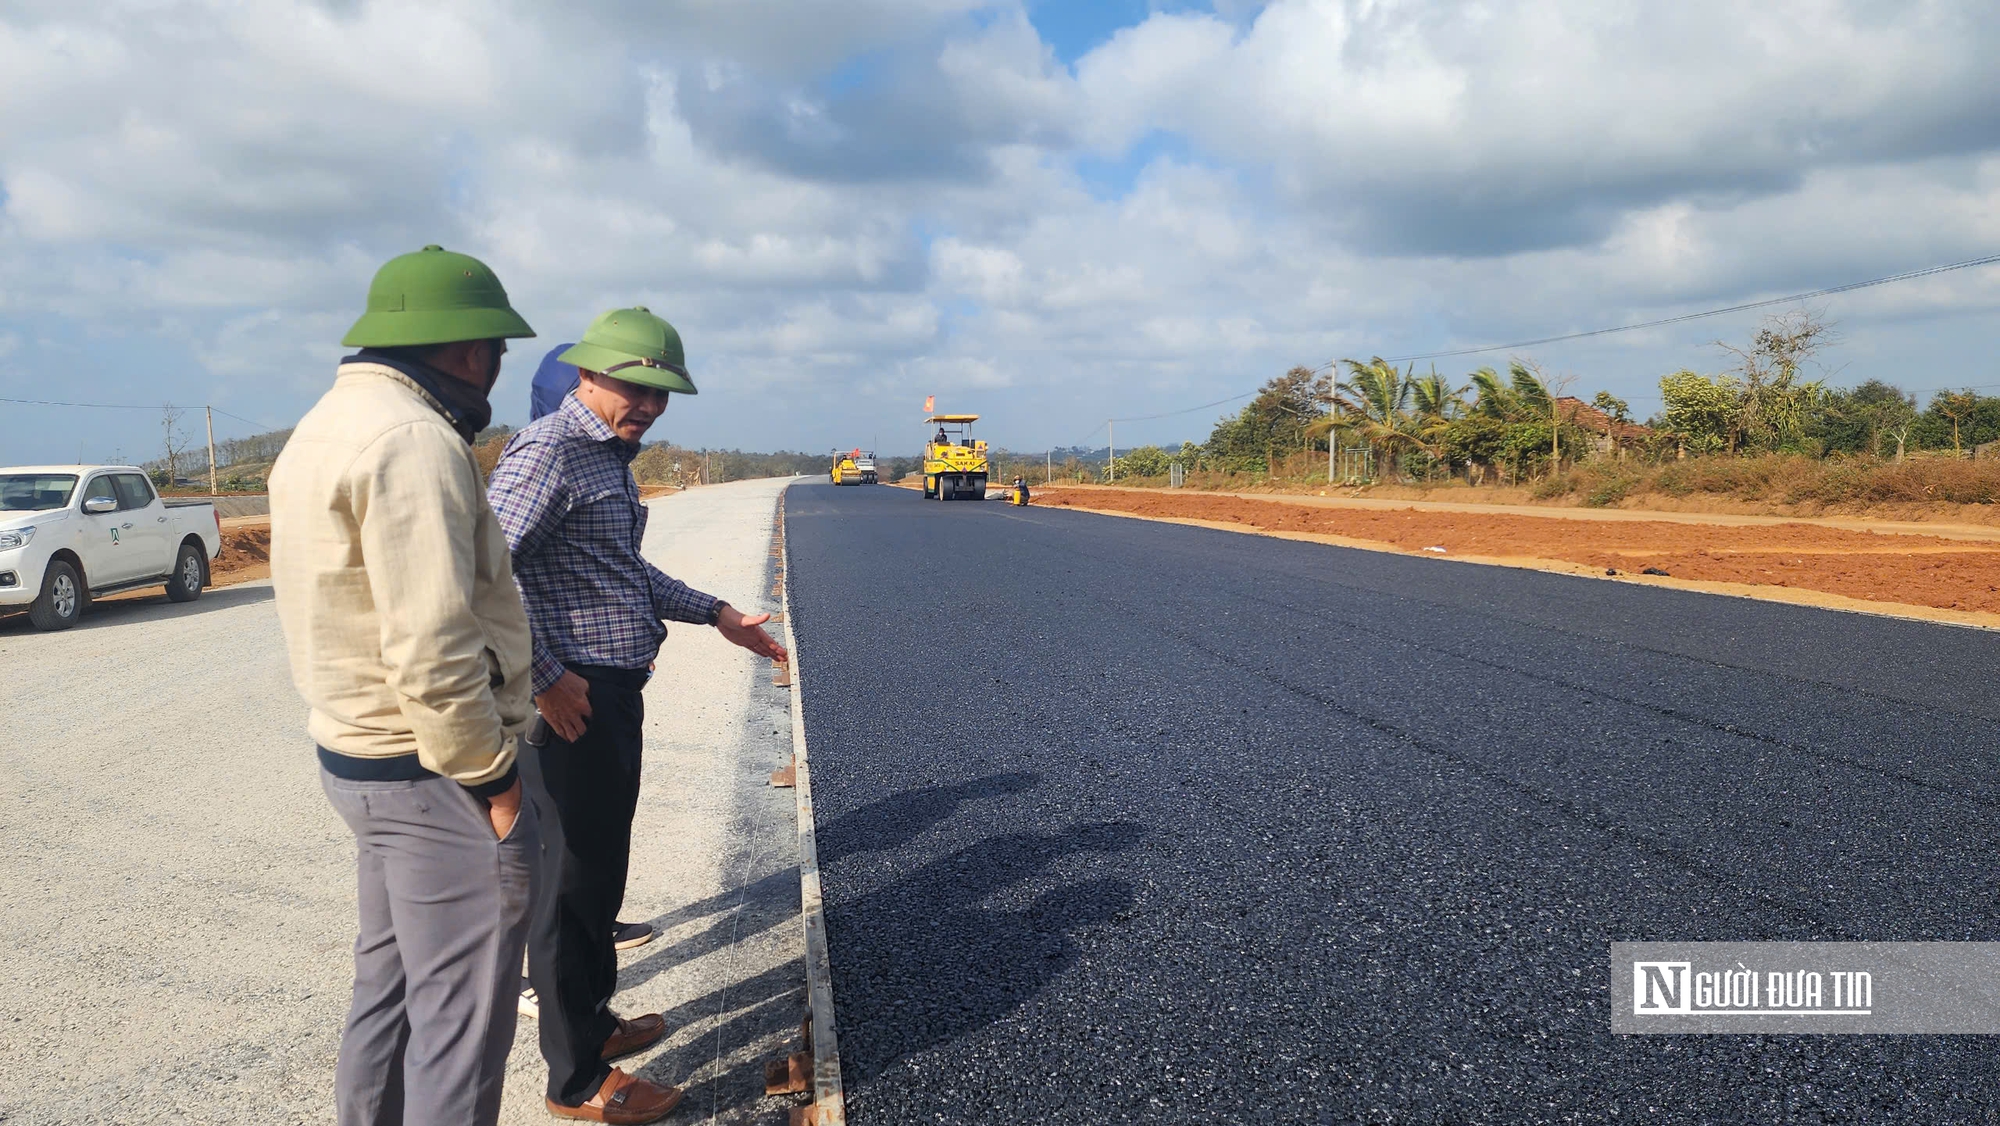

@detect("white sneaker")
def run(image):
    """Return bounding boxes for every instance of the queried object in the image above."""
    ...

[519,978,539,1020]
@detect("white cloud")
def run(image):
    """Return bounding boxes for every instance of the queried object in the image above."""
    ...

[1077,1,2000,253]
[1,0,1998,463]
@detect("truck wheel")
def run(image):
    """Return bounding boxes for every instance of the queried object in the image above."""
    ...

[165,541,206,603]
[28,560,83,631]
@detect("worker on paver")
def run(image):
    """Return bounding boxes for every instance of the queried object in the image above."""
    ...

[487,307,789,1125]
[268,245,540,1126]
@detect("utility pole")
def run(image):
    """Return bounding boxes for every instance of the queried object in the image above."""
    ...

[1045,449,1051,485]
[1108,420,1115,483]
[205,405,218,495]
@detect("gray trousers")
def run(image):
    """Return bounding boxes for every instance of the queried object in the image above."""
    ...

[321,769,539,1126]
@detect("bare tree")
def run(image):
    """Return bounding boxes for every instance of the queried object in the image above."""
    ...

[1713,308,1838,452]
[1937,389,1979,454]
[1879,396,1918,462]
[160,403,188,485]
[1502,360,1575,468]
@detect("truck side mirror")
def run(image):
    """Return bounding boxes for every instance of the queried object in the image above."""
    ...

[83,496,117,515]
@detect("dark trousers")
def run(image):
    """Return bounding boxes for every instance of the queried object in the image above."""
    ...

[519,666,647,1106]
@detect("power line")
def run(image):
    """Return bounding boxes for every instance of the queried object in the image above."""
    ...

[1370,251,2000,364]
[1110,391,1255,424]
[209,405,287,431]
[1067,389,1260,451]
[1,394,160,410]
[1,395,286,433]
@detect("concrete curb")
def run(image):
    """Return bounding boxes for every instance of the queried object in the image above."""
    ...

[778,486,848,1126]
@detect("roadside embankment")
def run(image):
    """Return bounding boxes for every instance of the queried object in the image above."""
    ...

[1035,486,2000,628]
[1114,454,2000,526]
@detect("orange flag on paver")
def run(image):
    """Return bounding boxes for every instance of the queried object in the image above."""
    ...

[924,395,935,412]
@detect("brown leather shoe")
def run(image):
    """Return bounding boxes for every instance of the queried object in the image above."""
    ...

[545,1068,684,1124]
[600,1012,668,1061]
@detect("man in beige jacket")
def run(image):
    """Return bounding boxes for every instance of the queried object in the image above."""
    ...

[270,245,541,1126]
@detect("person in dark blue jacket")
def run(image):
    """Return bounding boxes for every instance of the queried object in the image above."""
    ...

[529,344,581,422]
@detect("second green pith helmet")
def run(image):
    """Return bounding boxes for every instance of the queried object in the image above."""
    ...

[342,245,536,347]
[559,307,697,394]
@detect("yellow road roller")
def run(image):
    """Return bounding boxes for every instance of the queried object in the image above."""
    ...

[921,415,988,500]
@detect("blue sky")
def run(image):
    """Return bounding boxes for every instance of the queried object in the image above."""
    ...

[3,0,1999,465]
[1030,0,1175,62]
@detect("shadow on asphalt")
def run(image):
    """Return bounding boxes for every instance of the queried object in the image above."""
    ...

[817,772,1040,860]
[0,581,273,637]
[615,772,1078,1113]
[826,815,1146,1089]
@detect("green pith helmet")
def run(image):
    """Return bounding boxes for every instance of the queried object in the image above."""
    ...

[341,245,536,347]
[559,306,697,394]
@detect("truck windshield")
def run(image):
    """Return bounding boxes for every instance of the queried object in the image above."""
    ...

[0,474,78,512]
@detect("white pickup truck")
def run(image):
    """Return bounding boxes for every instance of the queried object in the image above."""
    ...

[0,465,223,631]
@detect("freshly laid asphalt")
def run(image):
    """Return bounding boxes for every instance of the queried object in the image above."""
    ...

[787,480,2000,1125]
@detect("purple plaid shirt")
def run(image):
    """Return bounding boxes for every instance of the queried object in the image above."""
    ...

[488,394,719,694]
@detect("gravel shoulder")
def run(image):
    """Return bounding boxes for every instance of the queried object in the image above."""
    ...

[0,477,802,1125]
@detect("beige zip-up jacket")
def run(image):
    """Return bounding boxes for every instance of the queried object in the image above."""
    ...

[269,361,533,788]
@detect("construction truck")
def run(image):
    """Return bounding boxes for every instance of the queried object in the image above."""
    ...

[853,451,879,483]
[831,449,863,485]
[922,415,988,501]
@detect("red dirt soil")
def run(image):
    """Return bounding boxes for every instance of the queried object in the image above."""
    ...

[1036,487,2000,617]
[209,489,676,587]
[211,525,271,586]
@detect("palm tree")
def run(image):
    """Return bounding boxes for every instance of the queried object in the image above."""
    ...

[1310,357,1423,479]
[1504,360,1571,465]
[1410,368,1466,423]
[1464,361,1568,481]
[1468,366,1520,420]
[1407,368,1467,478]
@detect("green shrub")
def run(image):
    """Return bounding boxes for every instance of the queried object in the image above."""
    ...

[1582,476,1634,507]
[1531,474,1577,499]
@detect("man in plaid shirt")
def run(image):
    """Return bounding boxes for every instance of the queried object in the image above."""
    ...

[487,307,787,1125]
